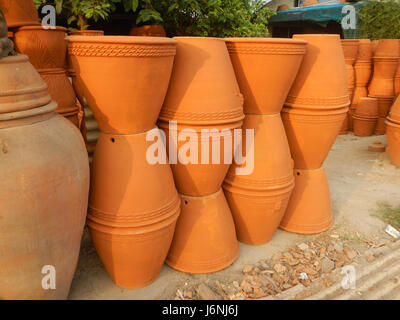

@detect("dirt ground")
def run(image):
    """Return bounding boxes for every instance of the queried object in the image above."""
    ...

[68,133,400,300]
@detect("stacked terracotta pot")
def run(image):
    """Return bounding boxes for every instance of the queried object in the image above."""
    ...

[353,97,378,136]
[1,0,85,132]
[368,40,399,135]
[340,39,359,134]
[386,95,400,166]
[68,36,180,288]
[67,30,104,161]
[222,38,307,245]
[351,39,373,130]
[281,34,349,234]
[0,14,89,299]
[158,38,243,273]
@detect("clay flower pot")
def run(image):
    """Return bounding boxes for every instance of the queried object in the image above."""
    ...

[388,95,400,124]
[285,34,349,111]
[373,39,400,59]
[0,54,51,113]
[166,189,239,274]
[0,55,89,299]
[68,36,177,134]
[282,107,347,170]
[88,130,181,288]
[386,119,400,166]
[69,30,104,36]
[375,117,387,135]
[14,26,68,70]
[377,97,394,118]
[341,39,359,65]
[130,25,166,37]
[0,0,40,28]
[368,57,399,98]
[354,62,372,87]
[353,115,377,137]
[355,97,378,118]
[225,37,307,114]
[280,167,333,234]
[356,39,372,62]
[223,114,295,245]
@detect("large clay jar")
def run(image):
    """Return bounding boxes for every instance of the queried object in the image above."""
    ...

[386,119,400,166]
[68,36,177,134]
[280,167,333,234]
[130,25,166,37]
[224,37,307,114]
[368,57,399,98]
[14,26,67,70]
[341,39,359,101]
[388,94,400,124]
[166,189,239,274]
[375,117,387,135]
[354,97,378,118]
[353,115,377,136]
[88,130,181,288]
[282,107,347,170]
[159,37,244,196]
[223,114,295,245]
[356,39,372,63]
[285,34,349,111]
[374,39,400,59]
[0,54,89,299]
[0,0,40,28]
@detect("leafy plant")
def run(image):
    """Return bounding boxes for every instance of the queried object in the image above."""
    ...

[359,0,400,40]
[121,0,162,25]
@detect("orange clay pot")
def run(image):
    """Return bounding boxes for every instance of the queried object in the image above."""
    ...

[166,189,239,274]
[69,30,104,36]
[373,39,400,59]
[225,37,307,114]
[356,39,372,62]
[158,121,242,197]
[368,57,399,98]
[353,115,377,137]
[0,0,40,28]
[0,54,51,113]
[375,118,387,135]
[341,39,359,65]
[14,26,67,70]
[88,130,180,288]
[159,37,244,126]
[376,97,394,118]
[0,55,89,299]
[223,114,295,245]
[386,119,400,166]
[354,61,372,87]
[280,167,333,234]
[372,40,379,55]
[339,113,349,135]
[394,62,400,97]
[285,34,349,111]
[354,97,378,118]
[388,95,400,124]
[281,107,347,170]
[130,25,166,37]
[68,36,176,135]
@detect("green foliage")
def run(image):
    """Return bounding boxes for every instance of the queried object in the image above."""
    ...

[153,0,276,37]
[359,0,400,40]
[121,0,162,25]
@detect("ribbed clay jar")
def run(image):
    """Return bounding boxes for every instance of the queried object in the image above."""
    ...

[158,37,244,196]
[14,26,68,70]
[353,97,378,137]
[223,114,295,245]
[341,39,359,101]
[386,119,400,166]
[0,0,40,28]
[0,54,89,300]
[224,37,307,114]
[68,36,177,135]
[88,129,181,288]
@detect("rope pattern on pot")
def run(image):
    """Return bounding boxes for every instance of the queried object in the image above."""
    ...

[226,43,306,55]
[159,107,245,123]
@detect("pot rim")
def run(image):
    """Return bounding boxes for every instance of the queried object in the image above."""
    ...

[224,37,307,45]
[16,26,67,32]
[67,35,176,45]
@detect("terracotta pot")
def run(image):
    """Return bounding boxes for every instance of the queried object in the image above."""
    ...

[354,61,372,87]
[88,130,181,288]
[39,68,78,114]
[280,167,333,234]
[345,64,355,102]
[281,107,347,170]
[395,62,400,97]
[225,37,307,114]
[368,141,386,152]
[0,54,51,113]
[352,85,368,107]
[354,97,378,118]
[166,189,239,274]
[388,95,400,124]
[386,119,400,166]
[368,57,398,98]
[158,121,242,197]
[339,113,349,134]
[69,30,104,36]
[374,39,400,59]
[375,117,387,135]
[285,34,349,110]
[341,39,359,65]
[0,54,89,299]
[356,39,372,62]
[353,115,377,137]
[371,40,379,55]
[130,25,166,37]
[0,0,40,28]
[376,97,393,118]
[223,114,295,245]
[160,37,244,126]
[348,107,356,130]
[68,36,177,134]
[14,26,67,70]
